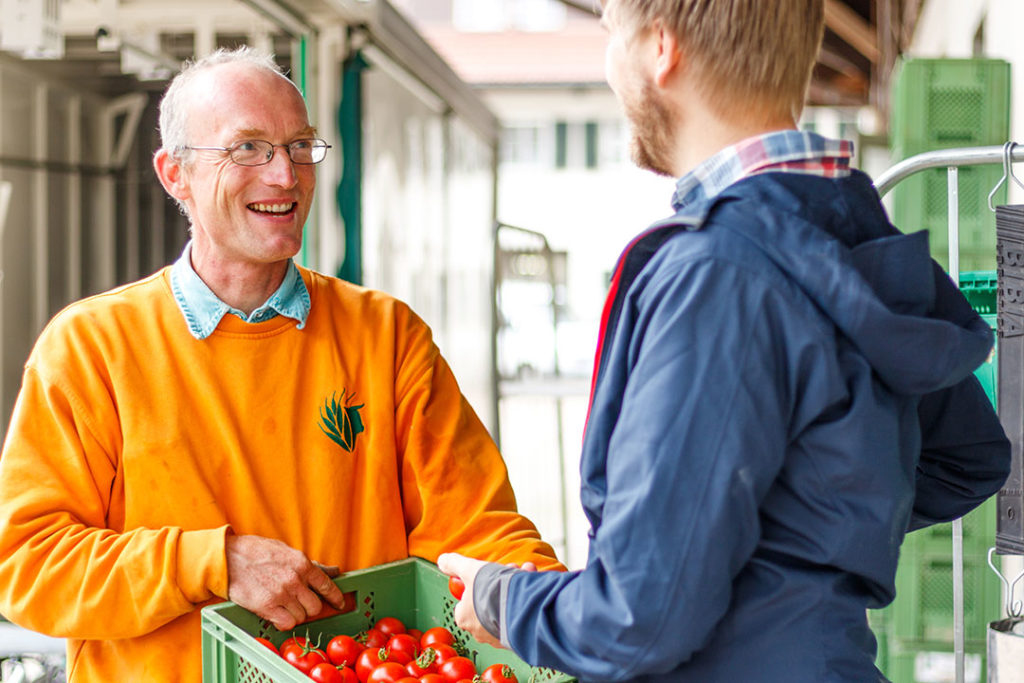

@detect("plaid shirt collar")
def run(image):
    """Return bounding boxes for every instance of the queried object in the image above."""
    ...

[671,130,854,214]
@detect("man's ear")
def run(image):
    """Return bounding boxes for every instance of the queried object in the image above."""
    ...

[652,19,683,88]
[153,148,191,203]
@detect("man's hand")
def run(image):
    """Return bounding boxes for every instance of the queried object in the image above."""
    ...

[226,534,345,631]
[438,552,537,648]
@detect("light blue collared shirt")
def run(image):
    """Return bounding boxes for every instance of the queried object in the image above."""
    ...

[169,242,311,339]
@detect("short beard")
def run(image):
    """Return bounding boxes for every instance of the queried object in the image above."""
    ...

[624,82,676,177]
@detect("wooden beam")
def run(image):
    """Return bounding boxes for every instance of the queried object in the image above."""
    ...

[817,42,867,81]
[824,0,879,64]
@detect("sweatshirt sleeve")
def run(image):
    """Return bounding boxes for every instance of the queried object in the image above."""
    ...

[0,364,230,639]
[392,307,563,571]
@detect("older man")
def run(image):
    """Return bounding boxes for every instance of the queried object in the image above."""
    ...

[0,48,559,682]
[441,1,1010,681]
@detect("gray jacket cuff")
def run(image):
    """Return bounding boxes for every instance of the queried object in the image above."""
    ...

[473,563,519,647]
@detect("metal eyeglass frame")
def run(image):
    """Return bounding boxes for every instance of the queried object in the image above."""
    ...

[178,138,332,166]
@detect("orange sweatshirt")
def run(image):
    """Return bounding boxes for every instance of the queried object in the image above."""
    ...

[0,266,560,682]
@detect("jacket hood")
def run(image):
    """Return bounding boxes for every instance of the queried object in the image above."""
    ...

[662,171,993,396]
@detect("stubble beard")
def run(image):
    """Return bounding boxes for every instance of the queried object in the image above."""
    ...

[625,82,676,178]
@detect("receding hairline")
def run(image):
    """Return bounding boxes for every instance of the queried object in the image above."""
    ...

[178,62,310,137]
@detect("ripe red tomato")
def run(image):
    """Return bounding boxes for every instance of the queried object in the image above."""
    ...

[282,643,329,675]
[310,663,359,683]
[355,648,387,683]
[327,634,365,668]
[359,628,389,649]
[438,656,477,682]
[395,678,420,683]
[481,664,518,683]
[386,633,420,663]
[367,662,409,683]
[420,627,456,649]
[406,628,423,642]
[428,644,459,665]
[419,674,447,683]
[448,576,465,600]
[406,649,438,677]
[374,616,407,637]
[280,635,310,651]
[253,636,278,654]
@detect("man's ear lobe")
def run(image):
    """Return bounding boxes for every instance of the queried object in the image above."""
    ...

[153,148,191,201]
[653,20,683,87]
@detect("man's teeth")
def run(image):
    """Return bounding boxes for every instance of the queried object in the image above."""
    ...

[249,202,293,214]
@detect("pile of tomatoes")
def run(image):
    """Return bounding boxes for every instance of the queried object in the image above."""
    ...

[252,615,517,683]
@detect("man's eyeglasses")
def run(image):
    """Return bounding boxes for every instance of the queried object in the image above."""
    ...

[179,138,331,166]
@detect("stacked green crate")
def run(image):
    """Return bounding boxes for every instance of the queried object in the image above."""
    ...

[961,271,998,405]
[889,58,1010,272]
[870,273,1001,683]
[874,499,999,683]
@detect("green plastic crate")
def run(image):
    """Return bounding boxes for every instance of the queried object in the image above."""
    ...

[891,58,1010,152]
[890,164,1005,272]
[960,271,998,314]
[201,557,573,683]
[959,272,998,406]
[889,58,1011,273]
[870,498,999,683]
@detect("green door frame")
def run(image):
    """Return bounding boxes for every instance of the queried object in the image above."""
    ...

[337,50,368,284]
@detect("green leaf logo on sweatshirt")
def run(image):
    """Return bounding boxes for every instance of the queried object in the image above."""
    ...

[318,390,365,452]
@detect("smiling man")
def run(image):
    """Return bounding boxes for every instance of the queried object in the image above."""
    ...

[0,48,560,682]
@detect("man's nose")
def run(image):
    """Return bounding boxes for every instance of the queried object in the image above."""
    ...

[262,145,298,186]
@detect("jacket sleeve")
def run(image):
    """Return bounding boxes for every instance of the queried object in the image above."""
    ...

[0,364,230,639]
[907,261,1011,531]
[491,258,833,680]
[909,374,1011,531]
[392,306,563,570]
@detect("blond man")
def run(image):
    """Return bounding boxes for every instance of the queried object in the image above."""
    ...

[441,1,1009,680]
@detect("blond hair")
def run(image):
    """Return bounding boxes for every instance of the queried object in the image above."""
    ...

[607,0,824,120]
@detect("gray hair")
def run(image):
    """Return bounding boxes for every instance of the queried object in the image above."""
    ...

[157,47,289,216]
[158,46,288,164]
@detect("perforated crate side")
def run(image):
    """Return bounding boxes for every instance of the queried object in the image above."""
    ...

[201,557,574,683]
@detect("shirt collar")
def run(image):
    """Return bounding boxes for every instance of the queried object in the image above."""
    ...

[671,130,854,215]
[170,241,311,340]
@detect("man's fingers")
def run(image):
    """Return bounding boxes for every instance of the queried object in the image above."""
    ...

[437,552,461,576]
[308,565,346,609]
[266,604,300,632]
[453,594,473,630]
[295,586,324,621]
[316,575,346,610]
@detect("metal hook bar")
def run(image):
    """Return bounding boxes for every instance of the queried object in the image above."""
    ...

[1008,142,1024,194]
[988,141,1024,212]
[988,547,1024,618]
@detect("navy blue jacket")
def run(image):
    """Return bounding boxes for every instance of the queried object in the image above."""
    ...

[477,170,1010,681]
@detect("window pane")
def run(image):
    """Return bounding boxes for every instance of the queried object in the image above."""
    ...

[554,121,568,169]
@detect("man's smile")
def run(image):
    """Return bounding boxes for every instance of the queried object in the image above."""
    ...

[247,202,298,215]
